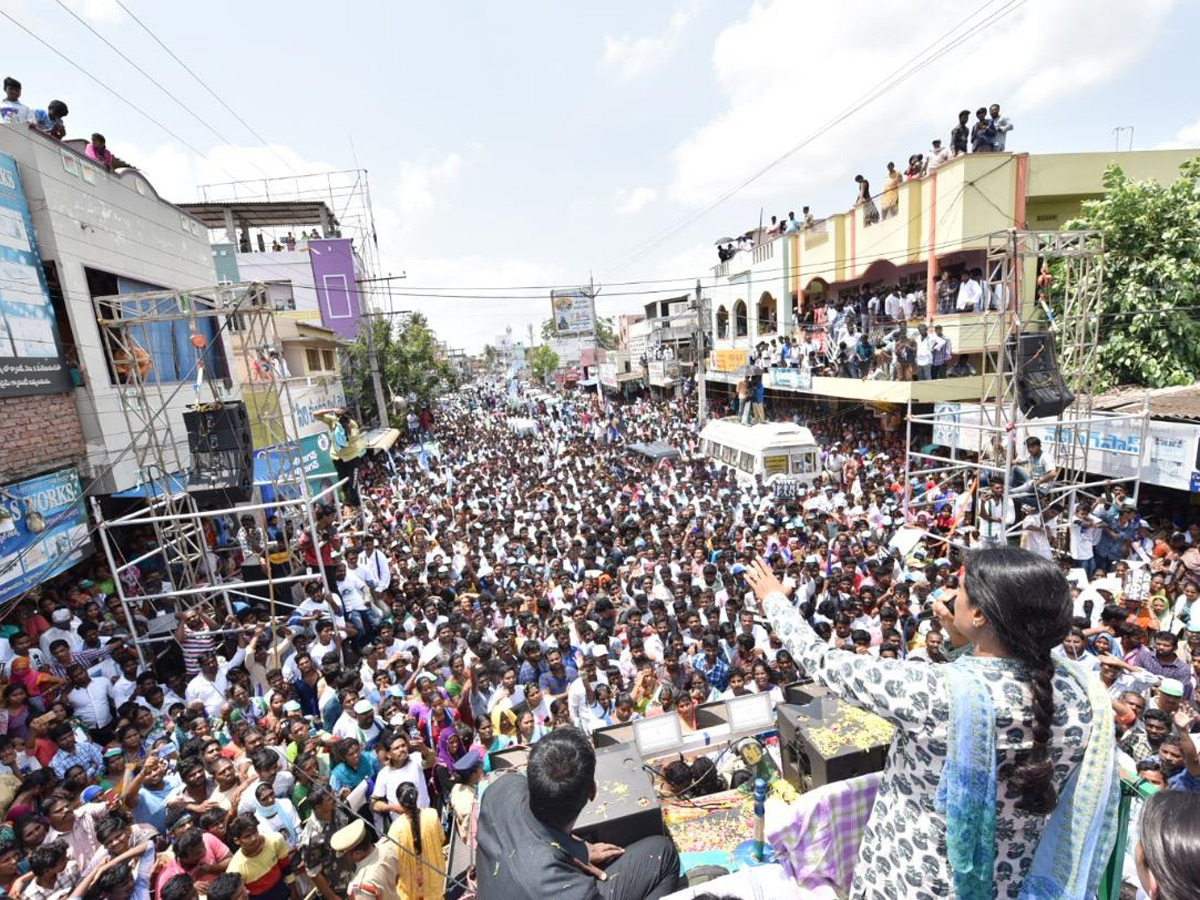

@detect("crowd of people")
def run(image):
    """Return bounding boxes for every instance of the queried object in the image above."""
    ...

[1,76,129,172]
[0,379,1193,899]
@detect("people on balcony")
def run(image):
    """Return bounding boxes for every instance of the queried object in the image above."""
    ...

[926,138,951,173]
[854,174,879,226]
[85,133,128,171]
[0,77,30,123]
[881,163,902,219]
[971,107,998,153]
[990,103,1014,151]
[956,268,984,312]
[932,324,953,378]
[784,211,800,233]
[950,109,970,156]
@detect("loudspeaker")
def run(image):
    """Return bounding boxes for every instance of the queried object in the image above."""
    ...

[1013,332,1074,419]
[776,698,890,790]
[184,402,253,502]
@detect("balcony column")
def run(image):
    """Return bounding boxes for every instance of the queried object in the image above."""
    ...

[223,207,236,245]
[926,254,938,322]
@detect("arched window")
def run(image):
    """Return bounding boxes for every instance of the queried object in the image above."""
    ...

[734,300,748,337]
[716,306,729,339]
[757,292,776,335]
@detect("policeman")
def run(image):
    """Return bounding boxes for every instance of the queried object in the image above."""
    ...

[331,819,400,900]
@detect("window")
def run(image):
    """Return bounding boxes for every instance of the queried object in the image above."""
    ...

[734,301,748,337]
[721,445,735,464]
[739,452,755,472]
[305,348,323,372]
[757,293,777,335]
[716,306,729,339]
[322,349,336,371]
[764,455,787,476]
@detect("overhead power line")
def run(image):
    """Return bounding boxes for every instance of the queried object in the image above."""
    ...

[599,0,1027,277]
[113,0,302,176]
[52,0,272,180]
[0,8,241,182]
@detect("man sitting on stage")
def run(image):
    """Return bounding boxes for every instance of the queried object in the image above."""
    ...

[475,727,680,899]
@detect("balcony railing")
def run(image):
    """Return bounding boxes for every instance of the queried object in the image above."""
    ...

[753,240,775,265]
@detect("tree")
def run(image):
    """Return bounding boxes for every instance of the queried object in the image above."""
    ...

[529,344,560,384]
[540,315,618,350]
[481,344,500,373]
[1054,157,1200,390]
[345,311,457,425]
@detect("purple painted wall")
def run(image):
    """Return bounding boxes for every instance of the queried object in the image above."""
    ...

[309,239,362,339]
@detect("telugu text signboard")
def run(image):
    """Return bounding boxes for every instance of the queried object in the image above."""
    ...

[708,348,748,373]
[0,468,90,604]
[768,367,812,390]
[0,153,71,397]
[551,289,595,337]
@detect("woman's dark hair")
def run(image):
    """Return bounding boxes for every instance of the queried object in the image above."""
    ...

[1138,790,1200,900]
[964,548,1071,815]
[396,782,422,856]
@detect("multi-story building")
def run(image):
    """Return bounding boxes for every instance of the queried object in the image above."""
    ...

[705,148,1199,406]
[638,296,697,396]
[0,122,239,600]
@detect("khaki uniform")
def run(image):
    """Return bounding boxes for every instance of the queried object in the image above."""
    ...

[347,841,401,900]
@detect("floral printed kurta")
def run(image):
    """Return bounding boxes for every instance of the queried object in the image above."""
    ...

[763,591,1094,899]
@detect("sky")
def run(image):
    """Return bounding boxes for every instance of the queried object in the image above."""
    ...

[4,0,1200,353]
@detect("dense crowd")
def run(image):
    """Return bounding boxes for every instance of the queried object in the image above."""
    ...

[0,382,1194,899]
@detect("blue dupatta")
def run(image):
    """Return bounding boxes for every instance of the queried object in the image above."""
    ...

[936,657,1119,900]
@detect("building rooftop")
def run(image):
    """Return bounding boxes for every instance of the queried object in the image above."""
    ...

[1092,383,1200,422]
[177,199,341,231]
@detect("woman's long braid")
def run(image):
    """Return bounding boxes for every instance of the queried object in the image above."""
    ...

[398,782,422,855]
[1010,646,1058,815]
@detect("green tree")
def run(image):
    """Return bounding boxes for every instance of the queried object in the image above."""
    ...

[481,344,500,373]
[529,344,560,384]
[1054,157,1200,390]
[540,315,618,350]
[345,311,457,424]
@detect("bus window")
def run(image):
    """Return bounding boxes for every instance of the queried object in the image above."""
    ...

[764,455,787,476]
[722,445,735,464]
[791,455,809,474]
[740,451,755,472]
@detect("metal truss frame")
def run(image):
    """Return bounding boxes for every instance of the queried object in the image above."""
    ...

[903,229,1148,552]
[92,282,332,665]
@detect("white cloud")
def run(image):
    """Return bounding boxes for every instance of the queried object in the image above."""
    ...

[1156,116,1200,149]
[668,0,1177,206]
[56,0,123,24]
[393,153,463,227]
[601,2,697,81]
[113,142,342,205]
[614,186,659,215]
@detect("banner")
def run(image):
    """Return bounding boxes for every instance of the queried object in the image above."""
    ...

[598,362,619,389]
[768,367,812,390]
[0,468,90,604]
[0,153,71,397]
[551,289,595,337]
[708,348,748,373]
[254,432,337,485]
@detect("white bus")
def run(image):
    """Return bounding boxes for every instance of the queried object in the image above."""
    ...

[699,418,821,487]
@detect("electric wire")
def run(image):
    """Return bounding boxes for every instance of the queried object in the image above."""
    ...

[112,0,302,177]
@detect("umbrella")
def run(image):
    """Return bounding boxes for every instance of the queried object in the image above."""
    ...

[714,237,736,245]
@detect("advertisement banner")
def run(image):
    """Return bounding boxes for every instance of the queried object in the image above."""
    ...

[0,153,71,397]
[598,362,619,389]
[708,348,748,373]
[768,367,812,390]
[254,432,337,485]
[0,468,90,604]
[551,289,595,337]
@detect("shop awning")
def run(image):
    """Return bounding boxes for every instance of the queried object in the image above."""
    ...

[363,427,401,452]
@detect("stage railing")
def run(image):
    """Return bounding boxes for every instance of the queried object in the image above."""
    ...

[1099,773,1159,900]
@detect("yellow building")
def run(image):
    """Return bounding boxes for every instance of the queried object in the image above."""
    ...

[707,148,1199,404]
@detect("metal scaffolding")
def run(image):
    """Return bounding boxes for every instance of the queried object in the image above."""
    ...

[903,229,1149,552]
[92,282,332,666]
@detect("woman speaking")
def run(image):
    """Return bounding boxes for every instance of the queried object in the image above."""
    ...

[747,547,1119,899]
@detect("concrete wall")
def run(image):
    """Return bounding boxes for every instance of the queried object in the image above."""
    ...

[0,126,225,493]
[309,239,363,339]
[234,249,319,314]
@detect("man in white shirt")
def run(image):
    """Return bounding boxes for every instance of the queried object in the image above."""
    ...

[925,139,951,173]
[65,663,116,736]
[914,324,934,380]
[371,733,429,832]
[39,608,80,656]
[358,535,392,593]
[185,646,248,719]
[333,698,384,747]
[956,270,983,312]
[1021,503,1061,560]
[884,290,902,322]
[335,558,378,645]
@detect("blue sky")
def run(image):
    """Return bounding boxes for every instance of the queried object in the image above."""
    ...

[5,0,1199,351]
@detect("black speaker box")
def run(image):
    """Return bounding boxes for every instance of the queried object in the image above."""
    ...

[1012,332,1074,419]
[183,402,252,453]
[776,698,890,790]
[184,402,253,502]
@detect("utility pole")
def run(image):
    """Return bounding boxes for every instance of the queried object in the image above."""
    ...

[695,279,708,427]
[358,274,407,430]
[589,274,603,407]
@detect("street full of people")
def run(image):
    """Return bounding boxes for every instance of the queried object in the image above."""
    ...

[0,379,1194,899]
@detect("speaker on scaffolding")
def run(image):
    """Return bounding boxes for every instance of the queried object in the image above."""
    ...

[1012,332,1074,419]
[184,401,253,502]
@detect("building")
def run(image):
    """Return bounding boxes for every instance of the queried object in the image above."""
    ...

[495,327,527,374]
[705,148,1200,406]
[0,122,244,602]
[639,296,697,396]
[178,199,368,341]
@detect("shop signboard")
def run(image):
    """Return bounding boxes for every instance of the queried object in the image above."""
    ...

[709,349,748,373]
[0,153,71,396]
[598,362,619,389]
[769,367,812,390]
[0,468,90,604]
